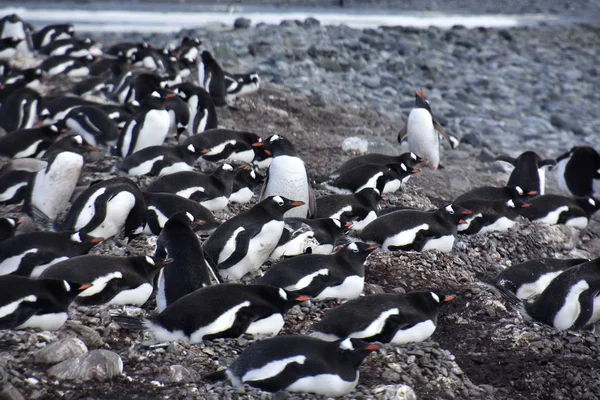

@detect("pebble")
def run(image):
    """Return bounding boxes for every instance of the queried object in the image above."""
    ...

[33,338,88,365]
[47,350,123,381]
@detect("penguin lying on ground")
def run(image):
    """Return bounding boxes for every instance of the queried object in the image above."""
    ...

[315,187,383,232]
[324,162,419,195]
[327,151,425,181]
[119,143,200,177]
[454,185,537,203]
[454,198,530,235]
[182,128,262,164]
[0,124,62,159]
[518,195,600,229]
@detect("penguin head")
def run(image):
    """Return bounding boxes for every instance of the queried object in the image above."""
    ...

[7,14,20,23]
[47,134,100,158]
[508,185,537,200]
[4,37,23,47]
[252,134,296,157]
[0,216,23,235]
[440,204,473,226]
[212,163,238,180]
[261,196,305,216]
[42,278,92,304]
[334,338,380,365]
[387,162,420,178]
[414,89,433,115]
[268,287,311,311]
[401,152,427,169]
[235,165,264,188]
[430,292,456,307]
[164,211,204,229]
[335,242,378,264]
[136,255,171,278]
[576,196,600,215]
[505,199,531,210]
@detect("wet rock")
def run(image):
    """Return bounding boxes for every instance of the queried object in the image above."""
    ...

[33,338,88,365]
[47,350,123,381]
[233,18,251,29]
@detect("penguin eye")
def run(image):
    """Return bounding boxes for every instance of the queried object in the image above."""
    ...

[273,196,284,206]
[445,205,454,214]
[278,288,288,300]
[145,256,155,265]
[431,292,440,302]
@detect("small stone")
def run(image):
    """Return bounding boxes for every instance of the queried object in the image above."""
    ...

[47,350,123,381]
[64,321,104,349]
[498,29,513,41]
[233,18,251,29]
[479,148,497,162]
[549,114,585,135]
[33,338,88,365]
[158,365,199,383]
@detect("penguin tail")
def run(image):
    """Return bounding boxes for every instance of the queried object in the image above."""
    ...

[28,205,57,231]
[202,369,227,382]
[111,314,146,331]
[486,281,523,311]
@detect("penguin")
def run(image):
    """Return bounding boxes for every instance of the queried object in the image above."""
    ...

[205,336,379,396]
[154,212,218,312]
[555,146,600,197]
[0,37,22,60]
[0,217,23,242]
[106,70,135,104]
[105,41,149,61]
[255,135,315,218]
[0,158,47,205]
[173,82,218,136]
[59,177,146,240]
[59,106,121,148]
[145,164,239,211]
[182,129,262,163]
[224,72,260,99]
[164,94,190,137]
[0,275,89,331]
[328,151,425,181]
[269,217,351,260]
[23,135,98,228]
[115,94,171,157]
[496,151,556,195]
[230,165,264,204]
[142,192,220,236]
[31,23,75,49]
[494,258,590,300]
[258,242,378,301]
[119,143,201,177]
[130,47,166,71]
[495,257,600,331]
[69,76,106,97]
[37,96,97,126]
[1,68,43,89]
[0,14,31,55]
[398,89,457,170]
[176,37,202,70]
[360,204,472,252]
[198,50,228,107]
[454,185,537,203]
[310,291,455,344]
[0,60,10,76]
[315,187,383,232]
[123,73,169,105]
[325,162,420,195]
[112,284,309,342]
[0,124,62,159]
[40,255,166,306]
[0,87,42,133]
[202,196,304,281]
[39,38,101,58]
[0,231,102,278]
[518,195,600,229]
[39,54,93,77]
[454,198,531,235]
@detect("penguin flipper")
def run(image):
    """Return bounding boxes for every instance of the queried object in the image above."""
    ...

[434,120,458,149]
[572,289,598,330]
[111,314,146,331]
[397,125,407,143]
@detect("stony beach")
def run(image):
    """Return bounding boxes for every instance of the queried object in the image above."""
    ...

[1,9,600,400]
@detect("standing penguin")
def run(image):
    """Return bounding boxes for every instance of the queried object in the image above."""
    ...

[0,87,42,133]
[40,255,166,306]
[254,135,315,218]
[0,14,31,55]
[257,242,378,301]
[224,72,260,100]
[496,151,556,195]
[310,291,455,344]
[202,196,304,281]
[555,146,600,197]
[198,50,227,107]
[173,82,218,136]
[155,212,218,312]
[398,90,457,170]
[58,177,146,240]
[205,336,379,396]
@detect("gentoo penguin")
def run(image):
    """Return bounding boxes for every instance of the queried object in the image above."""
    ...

[112,284,309,342]
[0,158,47,205]
[0,217,23,242]
[155,212,217,312]
[23,135,98,228]
[454,198,530,235]
[269,217,351,260]
[258,242,378,301]
[31,24,75,49]
[454,185,537,203]
[0,37,22,60]
[496,257,600,330]
[176,37,202,70]
[202,196,304,281]
[145,164,238,211]
[173,82,218,136]
[205,336,379,396]
[130,47,166,71]
[142,192,220,236]
[0,14,31,55]
[182,128,262,163]
[39,54,93,77]
[105,41,148,61]
[325,162,420,195]
[0,124,62,159]
[0,231,101,277]
[230,165,264,204]
[496,151,556,195]
[315,187,383,232]
[255,135,314,218]
[164,94,190,137]
[106,70,135,104]
[328,152,425,181]
[59,106,120,148]
[37,96,97,126]
[555,146,600,197]
[69,76,106,97]
[0,60,10,76]
[39,38,101,58]
[0,275,88,331]
[310,291,455,343]
[40,255,166,306]
[360,204,472,252]
[59,177,146,240]
[0,87,42,133]
[2,68,43,90]
[224,72,260,99]
[114,94,171,157]
[123,73,169,105]
[518,195,600,229]
[493,258,589,300]
[398,89,457,170]
[118,143,200,177]
[198,50,228,107]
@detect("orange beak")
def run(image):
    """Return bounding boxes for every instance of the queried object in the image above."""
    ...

[196,220,206,226]
[17,218,25,224]
[200,149,210,154]
[90,237,103,243]
[458,220,467,225]
[88,146,100,152]
[461,210,473,215]
[78,284,92,290]
[295,295,310,302]
[36,120,43,128]
[238,163,249,169]
[164,93,176,99]
[366,245,379,251]
[289,201,305,207]
[162,258,174,265]
[252,142,264,147]
[444,295,456,303]
[411,169,420,173]
[365,344,380,351]
[521,203,532,208]
[527,191,538,196]
[344,222,353,227]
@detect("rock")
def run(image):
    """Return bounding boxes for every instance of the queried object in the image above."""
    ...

[64,321,104,349]
[479,148,497,162]
[550,114,585,135]
[373,384,418,400]
[461,132,483,147]
[0,383,25,400]
[341,136,399,156]
[158,365,199,383]
[33,338,88,365]
[498,29,513,41]
[233,18,251,29]
[362,75,381,89]
[304,17,320,27]
[47,350,123,381]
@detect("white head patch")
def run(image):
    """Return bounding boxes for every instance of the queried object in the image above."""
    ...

[332,218,342,228]
[401,163,407,172]
[348,242,359,252]
[250,170,256,179]
[187,144,195,152]
[597,168,600,175]
[411,152,417,160]
[273,196,284,206]
[339,338,354,351]
[589,198,596,206]
[50,125,59,132]
[145,256,155,265]
[506,199,515,208]
[278,288,287,300]
[515,186,524,195]
[151,91,160,98]
[269,135,281,143]
[36,68,41,74]
[6,218,16,227]
[431,292,440,303]
[63,281,71,292]
[73,135,83,145]
[186,212,194,222]
[445,205,454,214]
[222,164,233,171]
[71,232,82,242]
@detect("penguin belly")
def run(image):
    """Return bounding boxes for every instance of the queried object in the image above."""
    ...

[555,158,570,195]
[264,156,310,218]
[85,191,136,239]
[390,319,437,344]
[407,109,439,170]
[285,373,359,397]
[132,109,170,154]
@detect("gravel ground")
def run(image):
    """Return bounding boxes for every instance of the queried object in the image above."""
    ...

[2,16,600,400]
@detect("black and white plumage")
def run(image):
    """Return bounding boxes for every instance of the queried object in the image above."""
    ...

[113,284,309,342]
[206,336,379,396]
[0,217,23,242]
[325,162,419,195]
[518,195,600,229]
[198,50,227,107]
[0,231,101,278]
[0,275,88,331]
[224,71,260,99]
[0,87,42,133]
[38,96,97,125]
[182,129,262,163]
[31,23,75,50]
[0,14,31,55]
[0,37,22,60]
[39,38,101,58]
[1,68,43,90]
[0,124,61,159]
[119,143,200,177]
[493,258,589,300]
[154,212,217,312]
[496,151,555,195]
[454,198,530,235]
[454,185,537,203]
[315,188,383,232]
[555,146,600,197]
[360,204,472,252]
[173,82,218,136]
[202,196,304,281]
[40,255,165,306]
[230,165,264,204]
[310,291,455,343]
[0,158,47,205]
[39,54,93,77]
[258,242,377,301]
[59,106,120,148]
[328,152,425,181]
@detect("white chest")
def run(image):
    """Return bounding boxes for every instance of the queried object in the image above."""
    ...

[553,280,589,330]
[315,275,364,301]
[534,206,570,225]
[382,223,429,251]
[391,319,437,344]
[422,234,455,253]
